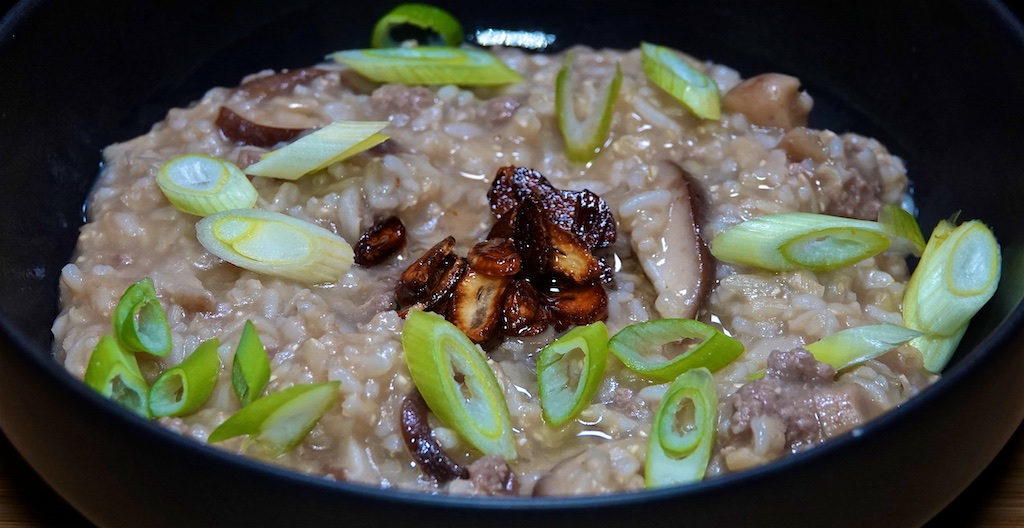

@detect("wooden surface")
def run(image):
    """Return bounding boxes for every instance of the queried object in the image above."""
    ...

[2,429,1024,527]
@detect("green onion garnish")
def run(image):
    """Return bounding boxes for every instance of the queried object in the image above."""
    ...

[196,208,355,283]
[805,324,922,371]
[329,47,523,86]
[645,367,717,488]
[608,319,743,382]
[149,338,222,418]
[878,204,926,256]
[112,277,172,357]
[556,51,622,163]
[710,212,902,272]
[537,322,609,426]
[903,218,1001,372]
[156,154,258,216]
[208,382,341,453]
[232,320,271,406]
[245,121,389,181]
[371,3,463,49]
[401,309,517,459]
[84,335,150,417]
[641,42,721,120]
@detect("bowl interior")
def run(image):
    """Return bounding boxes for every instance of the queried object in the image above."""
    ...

[2,0,1024,526]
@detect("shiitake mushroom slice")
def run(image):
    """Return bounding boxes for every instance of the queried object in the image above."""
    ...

[468,238,521,276]
[216,107,311,148]
[543,282,609,332]
[448,269,510,344]
[400,389,469,483]
[396,237,467,309]
[354,216,407,267]
[500,279,548,337]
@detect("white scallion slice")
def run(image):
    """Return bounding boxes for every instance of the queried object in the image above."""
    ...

[805,324,922,370]
[641,42,721,120]
[904,219,1001,372]
[371,3,463,49]
[329,46,523,86]
[196,209,354,283]
[710,212,895,272]
[245,121,389,181]
[402,309,517,459]
[208,382,340,453]
[645,367,717,488]
[556,50,622,163]
[157,154,258,216]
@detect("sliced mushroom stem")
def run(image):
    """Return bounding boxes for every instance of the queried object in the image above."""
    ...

[619,162,712,320]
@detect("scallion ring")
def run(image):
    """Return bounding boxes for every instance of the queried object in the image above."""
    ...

[903,218,1001,372]
[537,321,609,426]
[208,381,341,453]
[878,204,926,256]
[709,212,906,272]
[608,318,743,382]
[112,277,172,357]
[84,335,150,417]
[641,42,721,120]
[556,50,622,163]
[645,367,717,488]
[401,309,517,459]
[232,320,271,406]
[371,3,463,49]
[329,47,523,86]
[245,120,389,181]
[149,338,222,417]
[805,324,922,371]
[156,154,258,216]
[196,209,355,283]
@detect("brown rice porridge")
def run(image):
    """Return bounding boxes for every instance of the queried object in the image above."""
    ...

[51,45,934,496]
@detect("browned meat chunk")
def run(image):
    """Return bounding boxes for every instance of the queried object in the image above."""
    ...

[730,348,834,451]
[370,85,438,119]
[533,439,645,496]
[723,73,813,130]
[824,170,883,221]
[463,456,518,496]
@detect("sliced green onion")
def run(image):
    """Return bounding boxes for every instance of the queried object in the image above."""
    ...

[84,335,150,417]
[329,47,523,86]
[537,321,609,426]
[371,3,463,49]
[233,320,271,406]
[556,51,622,163]
[112,277,172,357]
[641,42,721,120]
[878,204,926,256]
[645,367,716,488]
[401,309,516,459]
[156,154,258,216]
[149,338,222,417]
[609,319,743,382]
[805,324,922,371]
[245,121,389,181]
[903,219,1001,372]
[208,382,340,453]
[710,212,896,272]
[196,209,355,283]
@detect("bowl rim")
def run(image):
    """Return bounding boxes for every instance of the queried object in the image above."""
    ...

[2,0,1024,513]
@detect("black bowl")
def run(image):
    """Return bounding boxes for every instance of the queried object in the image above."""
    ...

[2,0,1024,526]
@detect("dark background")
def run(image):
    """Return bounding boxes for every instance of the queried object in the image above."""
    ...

[0,1,1022,526]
